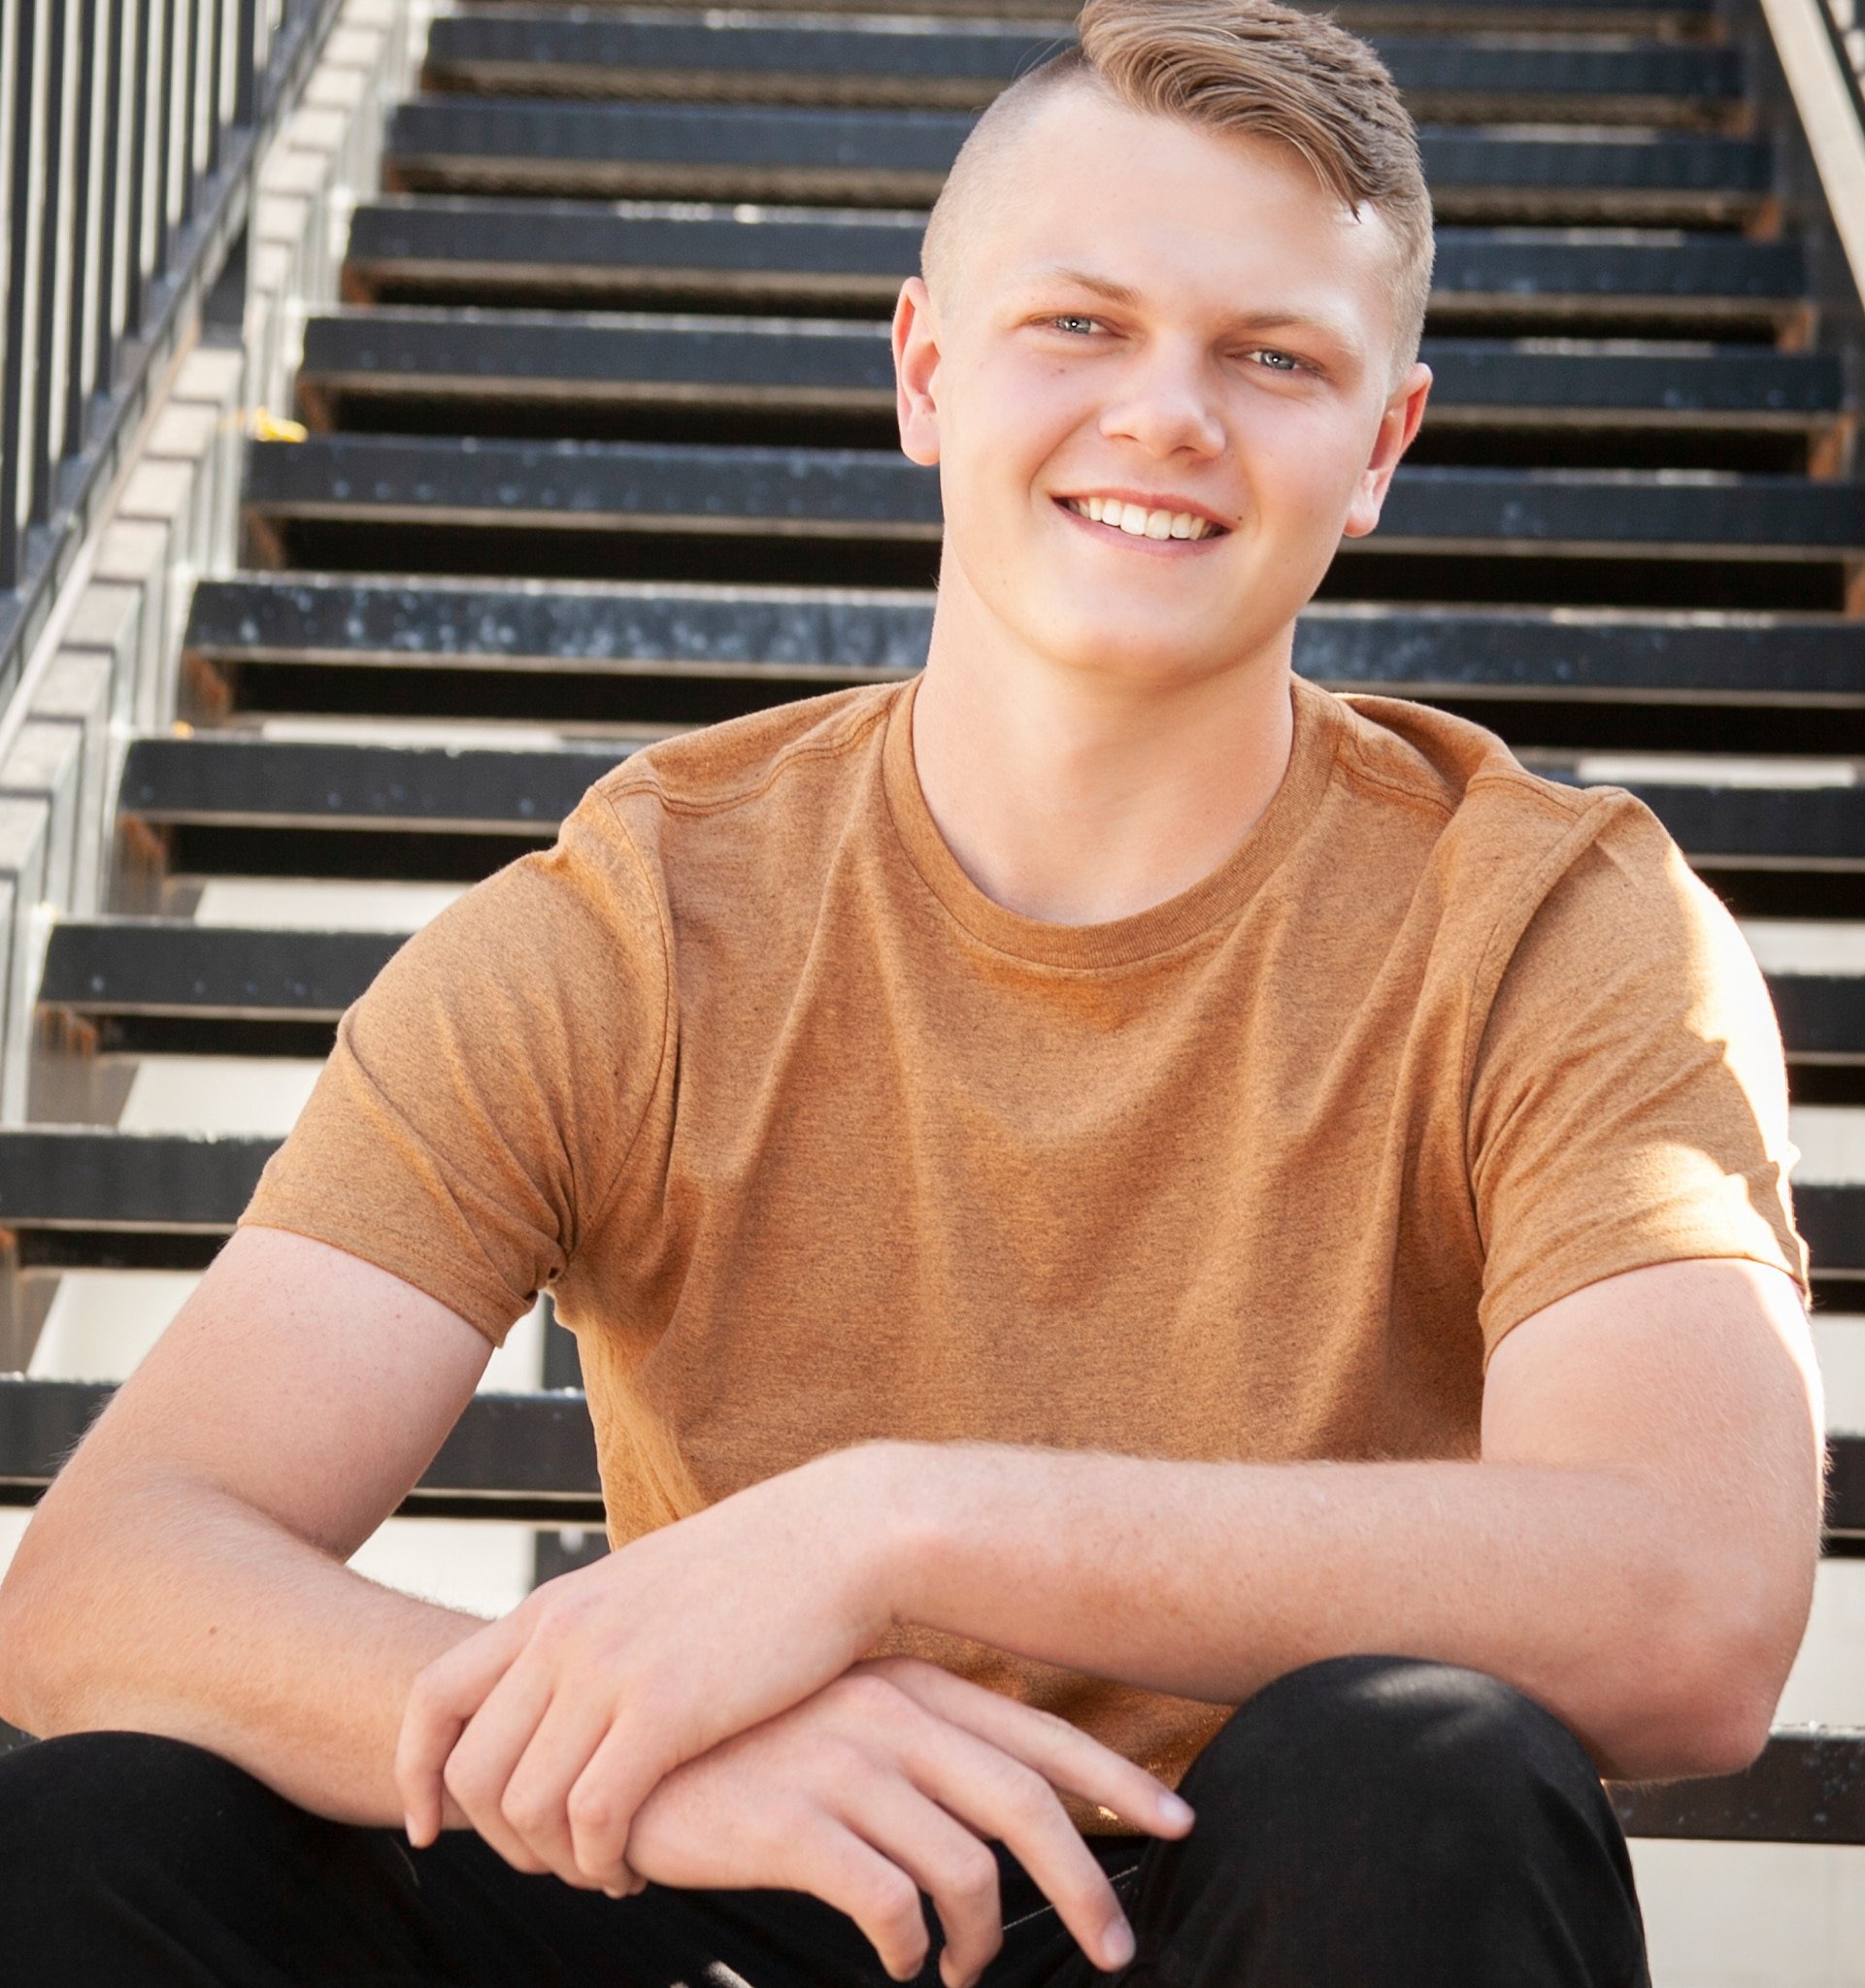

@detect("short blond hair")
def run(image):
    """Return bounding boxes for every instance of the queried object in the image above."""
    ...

[921,0,1435,383]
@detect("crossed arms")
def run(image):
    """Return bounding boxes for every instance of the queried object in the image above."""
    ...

[0,1225,1825,1988]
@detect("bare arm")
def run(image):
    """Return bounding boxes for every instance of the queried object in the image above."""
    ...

[399,1256,1824,1901]
[0,1226,499,1823]
[882,1258,1825,1781]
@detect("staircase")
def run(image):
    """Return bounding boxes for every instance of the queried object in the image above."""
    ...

[4,0,1865,1892]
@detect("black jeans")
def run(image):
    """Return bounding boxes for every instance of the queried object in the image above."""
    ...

[0,1655,1650,1986]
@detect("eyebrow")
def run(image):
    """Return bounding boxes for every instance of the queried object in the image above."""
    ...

[1023,264,1367,358]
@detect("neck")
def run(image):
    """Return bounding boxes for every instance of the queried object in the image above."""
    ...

[910,583,1298,927]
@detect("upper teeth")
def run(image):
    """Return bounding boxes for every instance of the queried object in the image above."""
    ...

[1069,498,1216,541]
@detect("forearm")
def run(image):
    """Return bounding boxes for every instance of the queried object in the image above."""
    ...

[873,1444,1785,1781]
[0,1466,482,1825]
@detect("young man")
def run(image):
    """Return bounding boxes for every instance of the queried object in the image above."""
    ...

[0,1,1826,1983]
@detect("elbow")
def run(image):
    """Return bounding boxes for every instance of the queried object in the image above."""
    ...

[0,1544,46,1736]
[1593,1548,1810,1781]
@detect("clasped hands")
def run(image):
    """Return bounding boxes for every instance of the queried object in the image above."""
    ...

[394,1445,1193,1988]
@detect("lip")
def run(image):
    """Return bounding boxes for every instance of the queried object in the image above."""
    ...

[1050,493,1233,553]
[1056,488,1233,532]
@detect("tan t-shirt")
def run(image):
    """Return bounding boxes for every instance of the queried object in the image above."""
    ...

[242,673,1805,1795]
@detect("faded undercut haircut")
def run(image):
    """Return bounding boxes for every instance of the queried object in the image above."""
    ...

[920,0,1436,386]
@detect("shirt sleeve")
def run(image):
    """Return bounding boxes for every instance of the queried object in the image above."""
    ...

[1467,789,1807,1360]
[237,783,670,1344]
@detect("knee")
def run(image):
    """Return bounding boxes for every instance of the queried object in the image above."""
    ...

[1182,1655,1610,1849]
[0,1730,265,1890]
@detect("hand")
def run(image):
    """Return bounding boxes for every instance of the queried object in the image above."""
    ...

[395,1448,896,1879]
[627,1657,1195,1988]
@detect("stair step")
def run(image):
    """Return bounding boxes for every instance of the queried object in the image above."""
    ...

[238,435,1865,612]
[456,0,1722,30]
[344,200,1810,334]
[0,1375,603,1521]
[33,916,1864,1097]
[379,99,1775,223]
[36,920,406,1058]
[1580,780,1865,918]
[6,1127,1862,1304]
[1610,1730,1865,1843]
[180,580,1865,752]
[419,13,1744,125]
[508,0,1717,29]
[0,1129,276,1270]
[294,312,1845,451]
[107,728,1865,913]
[117,735,627,883]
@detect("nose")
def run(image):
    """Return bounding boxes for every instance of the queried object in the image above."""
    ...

[1096,344,1225,461]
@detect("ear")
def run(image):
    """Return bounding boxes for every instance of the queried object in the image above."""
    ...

[1341,361,1432,540]
[893,276,944,467]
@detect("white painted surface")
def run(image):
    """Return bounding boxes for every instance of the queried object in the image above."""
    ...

[192,878,465,930]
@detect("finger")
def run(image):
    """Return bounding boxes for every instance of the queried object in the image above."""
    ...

[496,1692,628,1892]
[869,1659,1195,1837]
[777,1813,934,1984]
[564,1704,684,1889]
[885,1710,1134,1976]
[396,1611,532,1847]
[828,1762,1004,1988]
[437,1661,561,1876]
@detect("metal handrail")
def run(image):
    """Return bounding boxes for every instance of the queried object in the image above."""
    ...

[0,0,344,715]
[1760,0,1865,301]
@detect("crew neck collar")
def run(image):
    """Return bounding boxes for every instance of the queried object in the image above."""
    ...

[882,671,1344,971]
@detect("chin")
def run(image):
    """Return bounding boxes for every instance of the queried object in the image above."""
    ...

[1023,614,1239,689]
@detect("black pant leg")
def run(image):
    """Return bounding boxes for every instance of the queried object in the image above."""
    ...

[1100,1655,1649,1988]
[0,1730,892,1988]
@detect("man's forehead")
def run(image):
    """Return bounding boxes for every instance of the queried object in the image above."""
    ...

[949,90,1394,339]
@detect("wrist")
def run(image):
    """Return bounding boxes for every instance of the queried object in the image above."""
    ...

[811,1440,951,1639]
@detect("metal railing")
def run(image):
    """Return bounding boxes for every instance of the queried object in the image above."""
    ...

[0,0,343,712]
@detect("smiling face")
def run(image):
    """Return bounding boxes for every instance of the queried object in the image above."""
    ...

[895,82,1432,696]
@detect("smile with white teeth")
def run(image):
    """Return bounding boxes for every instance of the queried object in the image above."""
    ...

[1064,496,1222,542]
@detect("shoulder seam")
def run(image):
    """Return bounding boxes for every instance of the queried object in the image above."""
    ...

[1332,727,1458,826]
[601,693,893,821]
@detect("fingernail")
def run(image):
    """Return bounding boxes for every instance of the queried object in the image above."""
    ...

[1158,1792,1195,1829]
[1105,1919,1136,1970]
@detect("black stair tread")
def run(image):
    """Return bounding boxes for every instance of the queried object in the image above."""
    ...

[240,434,1865,556]
[34,917,1862,1077]
[5,1129,1865,1277]
[296,312,1845,424]
[113,729,1865,866]
[38,920,407,1018]
[1789,1184,1865,1280]
[1587,782,1865,864]
[184,576,937,674]
[0,1129,280,1231]
[185,580,1865,707]
[344,199,1811,319]
[380,98,1775,214]
[456,0,1716,20]
[506,0,1717,18]
[118,735,629,830]
[419,13,1743,112]
[0,1375,602,1518]
[1610,1730,1865,1844]
[1766,976,1865,1060]
[0,1366,1855,1549]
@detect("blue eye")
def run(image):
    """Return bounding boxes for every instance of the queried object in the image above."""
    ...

[1255,349,1302,372]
